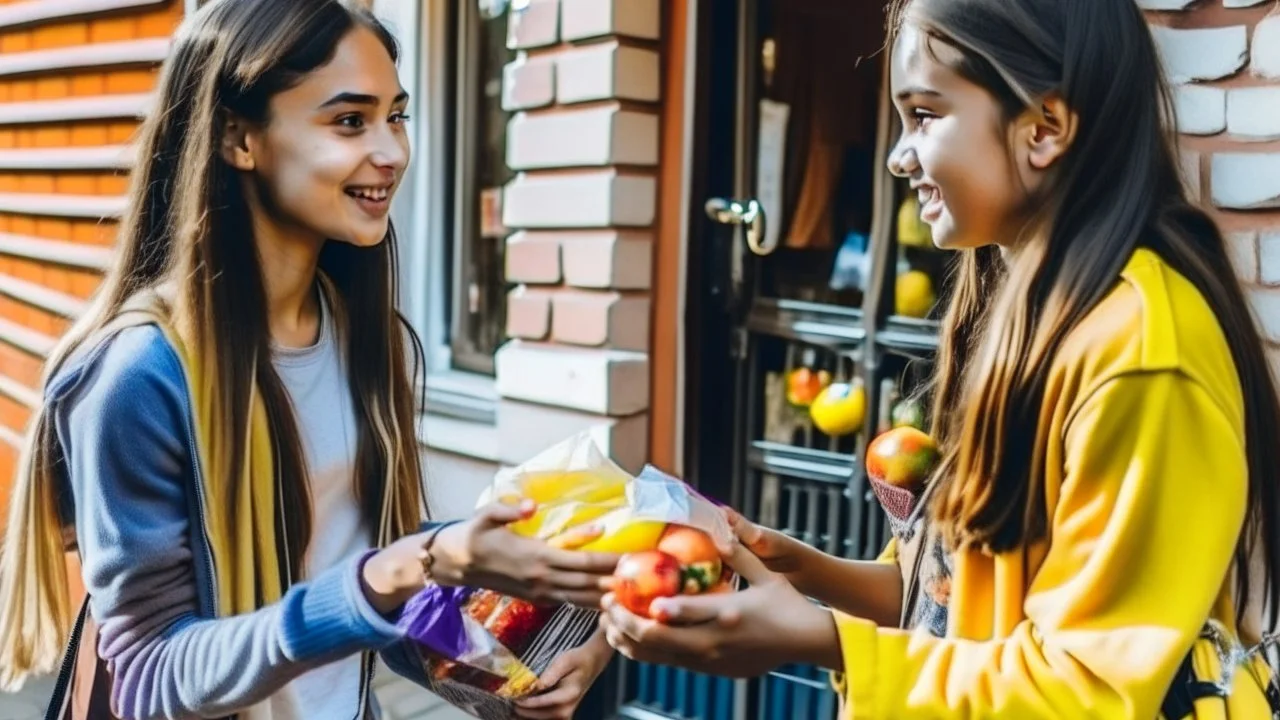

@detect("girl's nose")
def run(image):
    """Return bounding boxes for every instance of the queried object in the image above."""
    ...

[887,142,919,179]
[371,131,409,173]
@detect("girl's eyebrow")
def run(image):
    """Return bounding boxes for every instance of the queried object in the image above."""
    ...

[318,90,410,109]
[895,86,942,101]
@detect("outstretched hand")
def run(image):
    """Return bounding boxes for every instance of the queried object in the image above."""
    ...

[598,542,843,677]
[431,500,620,607]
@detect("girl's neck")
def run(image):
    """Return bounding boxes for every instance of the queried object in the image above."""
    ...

[251,211,324,349]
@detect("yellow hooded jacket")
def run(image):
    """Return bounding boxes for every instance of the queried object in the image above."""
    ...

[832,248,1273,719]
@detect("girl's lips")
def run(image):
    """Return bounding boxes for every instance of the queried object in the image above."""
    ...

[919,186,944,224]
[345,187,392,218]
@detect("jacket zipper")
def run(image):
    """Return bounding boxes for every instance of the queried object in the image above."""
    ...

[181,408,219,620]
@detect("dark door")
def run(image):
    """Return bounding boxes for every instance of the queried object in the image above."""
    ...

[614,1,949,718]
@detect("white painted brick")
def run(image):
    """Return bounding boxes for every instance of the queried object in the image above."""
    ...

[1229,231,1259,283]
[556,41,660,104]
[1173,84,1226,135]
[561,230,652,289]
[505,231,561,283]
[1248,288,1280,342]
[1136,0,1194,8]
[560,0,660,41]
[1212,153,1280,209]
[506,286,552,339]
[495,339,649,415]
[507,106,659,170]
[1227,87,1280,140]
[1151,25,1248,83]
[551,290,650,351]
[1262,231,1280,286]
[1254,15,1280,80]
[495,399,648,474]
[507,0,559,50]
[502,170,656,228]
[502,54,556,111]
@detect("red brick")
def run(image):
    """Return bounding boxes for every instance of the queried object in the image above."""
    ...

[10,80,34,103]
[35,219,73,242]
[506,287,553,339]
[89,18,136,44]
[108,122,138,144]
[35,77,70,101]
[70,123,110,147]
[71,73,107,98]
[32,23,88,51]
[106,70,156,95]
[18,175,54,194]
[56,174,100,197]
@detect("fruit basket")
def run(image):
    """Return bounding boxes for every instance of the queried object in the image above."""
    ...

[386,433,737,719]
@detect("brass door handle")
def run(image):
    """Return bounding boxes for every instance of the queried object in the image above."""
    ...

[705,197,773,256]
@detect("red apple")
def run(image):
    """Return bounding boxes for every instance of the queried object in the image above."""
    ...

[865,426,940,492]
[613,550,682,618]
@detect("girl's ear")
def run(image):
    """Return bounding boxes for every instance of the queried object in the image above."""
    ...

[1023,95,1078,171]
[218,109,256,171]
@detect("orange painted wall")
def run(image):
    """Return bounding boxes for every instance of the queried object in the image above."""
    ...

[0,0,184,601]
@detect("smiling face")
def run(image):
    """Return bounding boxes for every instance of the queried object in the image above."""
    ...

[229,25,411,249]
[887,25,1030,251]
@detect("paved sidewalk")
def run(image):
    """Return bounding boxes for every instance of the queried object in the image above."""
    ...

[0,669,476,720]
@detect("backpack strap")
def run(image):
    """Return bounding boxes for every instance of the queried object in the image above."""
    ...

[44,596,116,720]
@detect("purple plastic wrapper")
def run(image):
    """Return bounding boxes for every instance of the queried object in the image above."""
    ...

[396,584,470,659]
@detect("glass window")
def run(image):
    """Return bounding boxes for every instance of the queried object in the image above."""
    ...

[447,0,515,375]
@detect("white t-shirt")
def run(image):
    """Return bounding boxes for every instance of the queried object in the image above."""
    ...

[246,295,370,720]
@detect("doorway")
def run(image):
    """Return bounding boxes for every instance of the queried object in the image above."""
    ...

[618,0,949,718]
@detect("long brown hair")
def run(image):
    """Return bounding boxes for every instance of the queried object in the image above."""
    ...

[893,0,1280,625]
[0,0,426,688]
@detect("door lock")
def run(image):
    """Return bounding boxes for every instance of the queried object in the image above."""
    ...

[705,197,773,256]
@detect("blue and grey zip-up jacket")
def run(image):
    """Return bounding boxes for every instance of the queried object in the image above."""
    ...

[49,324,431,719]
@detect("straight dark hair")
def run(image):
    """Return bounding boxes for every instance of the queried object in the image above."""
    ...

[891,0,1280,630]
[0,0,427,688]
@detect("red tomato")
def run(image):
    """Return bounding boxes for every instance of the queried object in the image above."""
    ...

[613,550,682,618]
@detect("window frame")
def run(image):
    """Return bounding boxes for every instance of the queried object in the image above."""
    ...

[377,0,501,427]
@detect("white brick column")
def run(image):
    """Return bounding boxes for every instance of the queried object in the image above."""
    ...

[1143,1,1280,377]
[494,0,661,473]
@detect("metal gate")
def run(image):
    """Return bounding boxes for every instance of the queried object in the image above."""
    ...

[611,0,949,717]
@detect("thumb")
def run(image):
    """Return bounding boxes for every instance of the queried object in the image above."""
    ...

[726,510,767,553]
[475,498,536,528]
[726,541,777,585]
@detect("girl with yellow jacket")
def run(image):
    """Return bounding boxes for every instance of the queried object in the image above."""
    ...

[598,0,1280,717]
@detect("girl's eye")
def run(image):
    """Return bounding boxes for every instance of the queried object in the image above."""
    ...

[337,114,365,130]
[911,108,938,128]
[390,112,411,125]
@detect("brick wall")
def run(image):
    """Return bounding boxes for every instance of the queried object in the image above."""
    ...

[495,0,660,473]
[1143,0,1280,372]
[0,0,180,519]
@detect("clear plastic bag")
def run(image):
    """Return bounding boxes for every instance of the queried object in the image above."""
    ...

[390,433,736,719]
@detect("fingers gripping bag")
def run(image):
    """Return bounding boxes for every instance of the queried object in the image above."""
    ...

[381,433,737,719]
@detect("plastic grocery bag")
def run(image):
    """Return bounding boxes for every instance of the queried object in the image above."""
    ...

[383,433,737,720]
